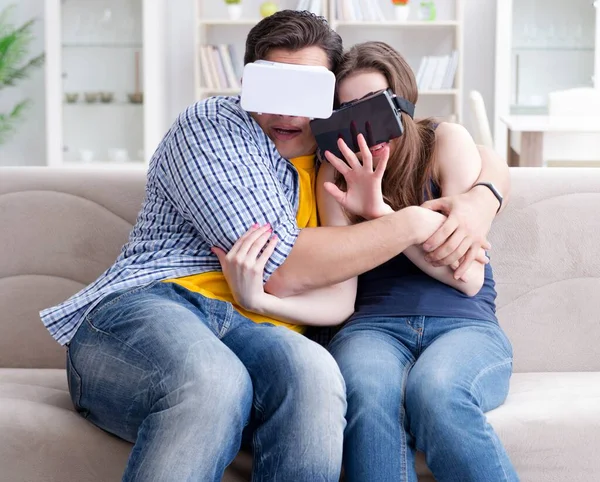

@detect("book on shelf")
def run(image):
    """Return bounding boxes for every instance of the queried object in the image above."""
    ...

[335,0,385,22]
[199,43,242,92]
[415,51,458,91]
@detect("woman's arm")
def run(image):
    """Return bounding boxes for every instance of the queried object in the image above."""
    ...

[404,244,484,296]
[212,163,357,326]
[402,122,486,296]
[321,132,486,296]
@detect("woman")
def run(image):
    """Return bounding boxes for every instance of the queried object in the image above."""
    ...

[214,41,517,481]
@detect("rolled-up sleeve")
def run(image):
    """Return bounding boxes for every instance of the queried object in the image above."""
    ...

[158,105,299,280]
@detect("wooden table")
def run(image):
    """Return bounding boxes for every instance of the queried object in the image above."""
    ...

[500,115,600,167]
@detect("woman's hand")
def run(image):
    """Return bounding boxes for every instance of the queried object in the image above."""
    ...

[211,224,278,312]
[323,134,394,220]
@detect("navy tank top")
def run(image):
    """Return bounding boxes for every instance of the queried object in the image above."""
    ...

[351,184,498,323]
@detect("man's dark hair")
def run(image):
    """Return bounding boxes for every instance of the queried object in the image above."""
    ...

[244,10,343,72]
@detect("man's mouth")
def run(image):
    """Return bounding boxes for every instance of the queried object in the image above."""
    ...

[272,126,302,141]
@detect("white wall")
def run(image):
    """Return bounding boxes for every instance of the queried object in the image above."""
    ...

[0,0,46,166]
[1,0,498,166]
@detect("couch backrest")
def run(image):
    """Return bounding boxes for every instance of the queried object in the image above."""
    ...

[490,168,600,372]
[1,166,599,372]
[0,167,146,368]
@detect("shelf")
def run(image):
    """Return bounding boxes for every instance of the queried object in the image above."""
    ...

[62,42,143,48]
[62,162,146,170]
[199,88,240,96]
[510,105,549,116]
[63,102,144,106]
[420,89,459,95]
[197,88,458,97]
[512,46,594,52]
[199,19,260,26]
[332,20,459,28]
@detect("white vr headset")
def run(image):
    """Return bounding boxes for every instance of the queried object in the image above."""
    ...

[240,60,336,119]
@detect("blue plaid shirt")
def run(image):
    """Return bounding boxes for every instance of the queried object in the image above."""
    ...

[41,96,304,346]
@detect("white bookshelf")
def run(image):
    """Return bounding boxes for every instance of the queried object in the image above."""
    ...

[194,0,464,122]
[331,20,459,28]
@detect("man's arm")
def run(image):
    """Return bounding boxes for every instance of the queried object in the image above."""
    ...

[264,204,441,298]
[419,135,511,279]
[403,123,488,295]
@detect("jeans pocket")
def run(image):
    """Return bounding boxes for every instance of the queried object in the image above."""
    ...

[85,280,160,332]
[66,348,89,419]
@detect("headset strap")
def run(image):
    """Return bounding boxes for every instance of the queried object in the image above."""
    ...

[393,96,415,119]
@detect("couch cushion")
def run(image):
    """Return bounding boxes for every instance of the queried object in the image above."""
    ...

[487,372,600,482]
[0,368,250,482]
[2,369,599,481]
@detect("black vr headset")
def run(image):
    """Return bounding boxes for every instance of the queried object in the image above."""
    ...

[310,89,415,159]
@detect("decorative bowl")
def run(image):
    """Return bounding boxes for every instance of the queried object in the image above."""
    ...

[84,92,99,103]
[100,92,114,103]
[128,92,144,104]
[64,93,79,103]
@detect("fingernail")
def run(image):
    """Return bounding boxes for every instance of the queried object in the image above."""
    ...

[265,223,271,229]
[272,235,278,240]
[252,223,259,228]
[423,245,431,252]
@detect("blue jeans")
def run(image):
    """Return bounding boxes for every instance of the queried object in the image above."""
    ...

[66,281,346,482]
[329,315,518,482]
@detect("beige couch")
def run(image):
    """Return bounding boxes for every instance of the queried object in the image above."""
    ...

[1,166,599,481]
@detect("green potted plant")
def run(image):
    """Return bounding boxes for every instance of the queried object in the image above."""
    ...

[224,0,243,20]
[0,5,44,144]
[392,0,411,22]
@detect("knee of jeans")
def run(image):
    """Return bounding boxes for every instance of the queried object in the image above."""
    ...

[283,344,346,411]
[159,352,253,419]
[341,358,403,412]
[405,366,464,417]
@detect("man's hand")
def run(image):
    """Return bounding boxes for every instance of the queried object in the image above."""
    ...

[420,185,499,279]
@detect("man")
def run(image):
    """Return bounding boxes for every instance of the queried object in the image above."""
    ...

[41,10,509,482]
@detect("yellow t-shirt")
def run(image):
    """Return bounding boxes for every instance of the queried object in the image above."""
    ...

[164,155,317,333]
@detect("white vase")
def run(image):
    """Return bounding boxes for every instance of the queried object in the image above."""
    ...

[227,4,242,20]
[394,5,410,22]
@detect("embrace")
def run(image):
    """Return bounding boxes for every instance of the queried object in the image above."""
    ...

[41,10,518,482]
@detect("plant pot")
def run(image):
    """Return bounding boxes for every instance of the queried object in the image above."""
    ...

[394,5,410,22]
[227,4,242,20]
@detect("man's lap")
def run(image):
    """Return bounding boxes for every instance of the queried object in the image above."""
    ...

[66,280,342,438]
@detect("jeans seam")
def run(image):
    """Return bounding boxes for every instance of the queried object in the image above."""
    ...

[66,347,90,419]
[217,300,234,339]
[399,359,415,480]
[469,358,513,397]
[470,358,513,482]
[251,401,266,481]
